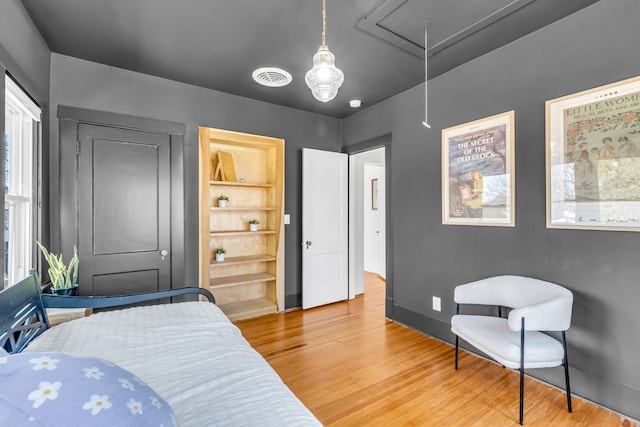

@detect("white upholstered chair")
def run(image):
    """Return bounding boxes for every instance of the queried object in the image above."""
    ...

[450,275,573,425]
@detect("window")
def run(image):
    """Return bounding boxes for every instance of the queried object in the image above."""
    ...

[4,75,41,287]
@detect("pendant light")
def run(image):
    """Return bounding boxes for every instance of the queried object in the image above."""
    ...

[305,0,344,102]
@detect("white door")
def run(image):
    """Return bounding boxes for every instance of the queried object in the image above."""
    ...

[302,148,348,309]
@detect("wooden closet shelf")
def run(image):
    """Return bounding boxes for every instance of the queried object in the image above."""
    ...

[218,298,277,322]
[211,272,276,288]
[210,254,276,267]
[210,230,275,236]
[210,207,275,211]
[210,180,274,188]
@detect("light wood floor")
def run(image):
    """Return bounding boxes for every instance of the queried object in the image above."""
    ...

[235,272,636,426]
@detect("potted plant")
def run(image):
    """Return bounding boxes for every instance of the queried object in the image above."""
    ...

[215,247,226,262]
[217,194,229,208]
[36,241,79,295]
[249,219,259,232]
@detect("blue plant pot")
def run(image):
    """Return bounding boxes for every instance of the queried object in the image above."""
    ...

[51,285,79,296]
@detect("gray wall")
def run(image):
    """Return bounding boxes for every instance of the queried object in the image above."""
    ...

[343,0,640,419]
[0,0,51,276]
[0,0,50,103]
[48,53,341,307]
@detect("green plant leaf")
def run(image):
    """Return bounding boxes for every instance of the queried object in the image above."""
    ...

[37,241,79,289]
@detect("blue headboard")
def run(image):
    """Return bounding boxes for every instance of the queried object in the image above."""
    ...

[0,274,49,354]
[0,273,215,354]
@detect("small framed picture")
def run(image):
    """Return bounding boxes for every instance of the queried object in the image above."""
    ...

[371,178,378,210]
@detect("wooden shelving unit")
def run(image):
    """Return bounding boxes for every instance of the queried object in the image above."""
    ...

[198,127,284,321]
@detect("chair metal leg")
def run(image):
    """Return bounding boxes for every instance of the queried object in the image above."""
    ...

[562,331,572,413]
[519,366,524,425]
[519,317,525,425]
[455,303,460,370]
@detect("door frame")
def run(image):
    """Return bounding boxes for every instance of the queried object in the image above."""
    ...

[344,133,393,318]
[54,106,186,289]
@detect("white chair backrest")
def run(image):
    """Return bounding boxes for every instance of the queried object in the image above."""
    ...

[454,275,573,331]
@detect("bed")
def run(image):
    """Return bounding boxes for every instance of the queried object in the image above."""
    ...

[0,274,322,426]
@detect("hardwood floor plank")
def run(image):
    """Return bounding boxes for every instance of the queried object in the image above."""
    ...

[235,272,636,426]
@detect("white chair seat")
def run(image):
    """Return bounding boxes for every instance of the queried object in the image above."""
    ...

[452,314,564,370]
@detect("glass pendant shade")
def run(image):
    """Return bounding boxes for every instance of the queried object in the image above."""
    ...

[305,45,344,102]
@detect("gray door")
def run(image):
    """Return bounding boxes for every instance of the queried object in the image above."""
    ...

[77,123,171,296]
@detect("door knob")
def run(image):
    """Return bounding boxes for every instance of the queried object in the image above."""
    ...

[305,241,312,249]
[160,249,169,260]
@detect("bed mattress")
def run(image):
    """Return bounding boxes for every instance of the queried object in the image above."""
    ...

[25,301,321,426]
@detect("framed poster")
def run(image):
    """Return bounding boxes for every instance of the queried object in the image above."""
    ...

[546,76,640,231]
[442,111,515,226]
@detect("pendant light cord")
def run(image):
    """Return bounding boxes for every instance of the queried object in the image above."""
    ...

[423,20,431,128]
[321,0,327,46]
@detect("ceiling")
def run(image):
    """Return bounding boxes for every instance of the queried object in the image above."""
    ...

[22,0,599,119]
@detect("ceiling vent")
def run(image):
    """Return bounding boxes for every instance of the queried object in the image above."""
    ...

[252,67,292,87]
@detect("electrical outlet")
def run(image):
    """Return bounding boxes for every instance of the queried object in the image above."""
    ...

[432,296,441,312]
